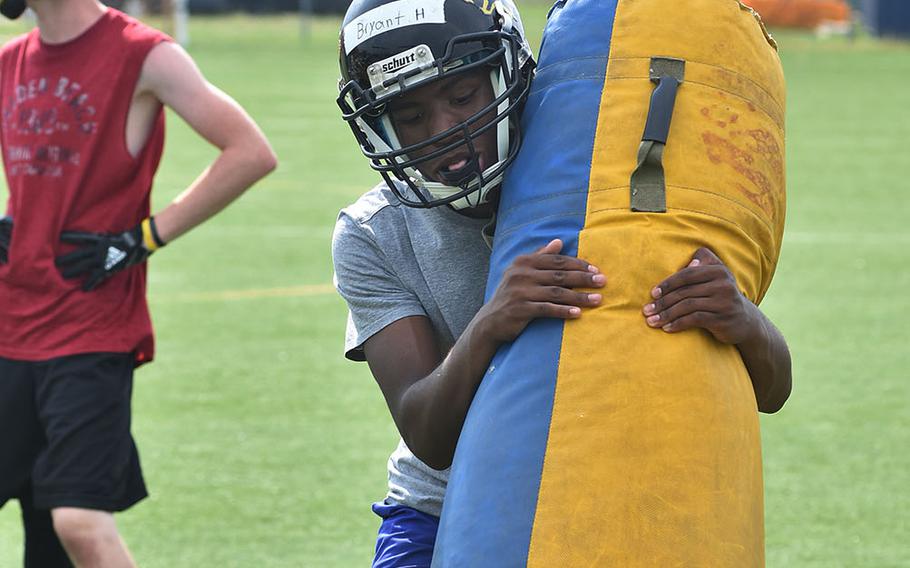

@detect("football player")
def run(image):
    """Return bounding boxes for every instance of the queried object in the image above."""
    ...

[333,0,605,565]
[0,1,276,566]
[332,1,790,566]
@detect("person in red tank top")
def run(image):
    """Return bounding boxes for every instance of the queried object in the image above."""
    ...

[0,1,277,566]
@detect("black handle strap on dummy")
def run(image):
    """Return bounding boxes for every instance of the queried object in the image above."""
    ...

[630,57,685,213]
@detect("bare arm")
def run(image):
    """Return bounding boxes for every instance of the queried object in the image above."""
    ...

[732,306,792,413]
[365,239,606,469]
[364,314,493,471]
[642,247,792,413]
[136,42,277,243]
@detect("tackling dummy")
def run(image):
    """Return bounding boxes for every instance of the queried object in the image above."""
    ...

[433,0,786,566]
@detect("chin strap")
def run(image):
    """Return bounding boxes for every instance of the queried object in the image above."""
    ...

[0,0,26,20]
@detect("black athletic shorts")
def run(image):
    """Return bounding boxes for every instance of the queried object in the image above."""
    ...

[0,352,148,513]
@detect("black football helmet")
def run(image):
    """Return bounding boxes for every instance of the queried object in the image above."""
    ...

[0,0,26,19]
[337,0,534,209]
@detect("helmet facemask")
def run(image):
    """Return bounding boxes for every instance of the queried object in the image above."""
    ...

[338,2,533,209]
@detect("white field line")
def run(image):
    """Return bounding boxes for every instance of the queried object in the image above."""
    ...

[784,231,910,246]
[200,228,910,245]
[155,284,336,303]
[153,231,907,303]
[192,225,331,238]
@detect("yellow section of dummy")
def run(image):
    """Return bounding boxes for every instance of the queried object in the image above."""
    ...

[527,1,785,566]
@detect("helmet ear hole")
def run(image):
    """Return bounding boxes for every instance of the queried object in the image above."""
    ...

[0,0,27,19]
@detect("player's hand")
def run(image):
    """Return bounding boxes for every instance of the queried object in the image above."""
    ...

[479,239,605,344]
[0,216,12,265]
[55,217,165,291]
[642,247,758,344]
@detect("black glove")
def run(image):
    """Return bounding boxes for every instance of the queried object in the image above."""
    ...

[0,216,12,265]
[56,217,166,291]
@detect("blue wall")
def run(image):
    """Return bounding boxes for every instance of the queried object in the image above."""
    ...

[862,0,910,37]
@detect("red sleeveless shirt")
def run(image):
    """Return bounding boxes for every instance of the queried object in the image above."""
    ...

[0,9,170,364]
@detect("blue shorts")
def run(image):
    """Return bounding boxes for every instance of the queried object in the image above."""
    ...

[372,501,439,568]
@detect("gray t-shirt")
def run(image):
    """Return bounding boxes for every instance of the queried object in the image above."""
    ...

[332,182,491,517]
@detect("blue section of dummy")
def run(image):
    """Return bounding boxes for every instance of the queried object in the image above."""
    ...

[431,1,618,566]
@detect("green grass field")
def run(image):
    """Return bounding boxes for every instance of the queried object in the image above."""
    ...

[1,7,909,567]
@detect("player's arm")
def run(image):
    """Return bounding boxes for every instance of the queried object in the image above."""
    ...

[365,239,606,470]
[55,42,277,291]
[136,41,277,243]
[642,247,792,413]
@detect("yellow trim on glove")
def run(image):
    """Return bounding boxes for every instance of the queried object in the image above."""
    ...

[141,218,160,252]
